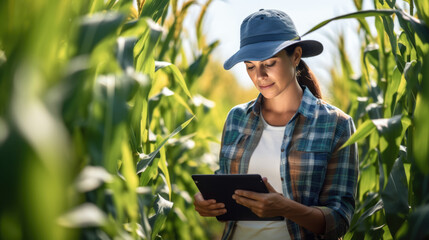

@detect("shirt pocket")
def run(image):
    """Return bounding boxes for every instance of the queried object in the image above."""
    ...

[288,144,330,204]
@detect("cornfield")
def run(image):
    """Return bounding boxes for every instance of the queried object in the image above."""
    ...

[0,0,428,240]
[315,0,429,239]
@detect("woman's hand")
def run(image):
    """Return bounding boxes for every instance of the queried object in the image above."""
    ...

[232,177,288,218]
[233,177,326,234]
[193,192,227,217]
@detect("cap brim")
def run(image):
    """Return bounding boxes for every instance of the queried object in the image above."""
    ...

[223,39,323,70]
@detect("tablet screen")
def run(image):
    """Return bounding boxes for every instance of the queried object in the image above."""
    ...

[192,174,284,221]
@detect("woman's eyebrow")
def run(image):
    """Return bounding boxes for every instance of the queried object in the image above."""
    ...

[261,56,280,62]
[244,56,278,64]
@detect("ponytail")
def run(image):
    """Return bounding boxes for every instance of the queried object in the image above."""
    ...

[296,60,322,99]
[285,46,322,99]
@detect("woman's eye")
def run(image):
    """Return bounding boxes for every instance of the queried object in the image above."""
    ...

[246,65,255,70]
[265,61,276,67]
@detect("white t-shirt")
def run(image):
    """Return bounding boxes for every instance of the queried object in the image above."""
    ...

[232,113,291,240]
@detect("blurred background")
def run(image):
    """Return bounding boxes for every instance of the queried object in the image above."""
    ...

[0,0,428,239]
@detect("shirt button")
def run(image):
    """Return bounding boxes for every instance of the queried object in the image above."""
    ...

[281,148,285,152]
[281,177,284,181]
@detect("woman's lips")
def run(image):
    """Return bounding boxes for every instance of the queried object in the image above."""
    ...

[259,83,274,89]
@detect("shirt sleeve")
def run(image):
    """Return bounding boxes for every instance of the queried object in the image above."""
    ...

[315,117,359,239]
[214,108,235,175]
[215,124,227,175]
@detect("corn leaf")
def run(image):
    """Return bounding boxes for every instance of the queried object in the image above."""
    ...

[155,61,172,72]
[415,0,429,26]
[384,67,401,117]
[172,92,194,115]
[158,138,171,200]
[121,141,139,192]
[75,166,113,192]
[385,0,396,9]
[413,50,429,174]
[137,116,195,174]
[135,18,163,75]
[350,199,384,231]
[148,87,174,123]
[187,40,220,87]
[403,60,421,94]
[57,203,107,228]
[379,115,411,175]
[358,150,378,199]
[116,37,137,71]
[196,0,213,49]
[340,119,376,149]
[353,0,363,10]
[155,62,193,99]
[105,0,117,9]
[140,0,169,22]
[372,115,403,139]
[302,10,396,37]
[76,12,125,55]
[396,10,429,48]
[149,194,173,239]
[89,0,105,14]
[381,157,409,237]
[382,15,397,58]
[406,205,429,239]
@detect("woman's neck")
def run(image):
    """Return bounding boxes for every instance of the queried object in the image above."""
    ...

[262,80,303,115]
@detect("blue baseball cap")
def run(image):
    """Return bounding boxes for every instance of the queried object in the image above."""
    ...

[224,9,323,70]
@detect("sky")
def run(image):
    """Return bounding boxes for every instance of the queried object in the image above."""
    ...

[185,0,365,93]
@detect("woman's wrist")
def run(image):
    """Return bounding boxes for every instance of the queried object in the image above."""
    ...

[280,197,326,235]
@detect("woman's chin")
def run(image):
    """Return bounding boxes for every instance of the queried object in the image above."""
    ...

[260,92,277,100]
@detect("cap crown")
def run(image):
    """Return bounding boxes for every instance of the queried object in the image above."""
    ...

[240,9,299,48]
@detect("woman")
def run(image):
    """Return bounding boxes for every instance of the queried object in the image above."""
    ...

[194,9,358,240]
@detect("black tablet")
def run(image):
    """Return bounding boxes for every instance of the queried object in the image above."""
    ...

[192,174,284,221]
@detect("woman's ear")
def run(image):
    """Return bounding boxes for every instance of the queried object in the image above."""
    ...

[293,46,302,66]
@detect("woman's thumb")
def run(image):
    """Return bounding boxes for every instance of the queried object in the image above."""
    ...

[262,177,277,193]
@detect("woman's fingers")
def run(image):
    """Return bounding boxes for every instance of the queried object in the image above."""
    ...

[194,192,223,209]
[195,204,227,216]
[196,201,225,210]
[232,192,259,208]
[233,189,286,218]
[193,192,227,217]
[194,192,214,205]
[234,189,263,201]
[196,207,227,216]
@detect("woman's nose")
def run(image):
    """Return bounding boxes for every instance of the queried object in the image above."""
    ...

[255,66,267,80]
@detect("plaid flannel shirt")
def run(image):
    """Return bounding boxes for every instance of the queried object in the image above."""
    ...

[215,86,359,240]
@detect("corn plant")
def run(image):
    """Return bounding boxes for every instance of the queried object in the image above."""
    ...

[0,0,224,239]
[304,0,429,238]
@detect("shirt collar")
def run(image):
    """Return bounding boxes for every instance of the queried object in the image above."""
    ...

[247,85,318,119]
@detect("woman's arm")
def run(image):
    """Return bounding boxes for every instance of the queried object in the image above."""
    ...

[232,177,326,234]
[312,117,359,238]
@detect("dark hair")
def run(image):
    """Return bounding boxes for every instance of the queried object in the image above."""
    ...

[285,45,322,99]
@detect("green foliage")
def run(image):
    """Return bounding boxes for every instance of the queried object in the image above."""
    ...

[0,0,223,239]
[314,1,429,238]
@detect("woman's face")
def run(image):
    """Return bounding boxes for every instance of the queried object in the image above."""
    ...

[244,47,301,100]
